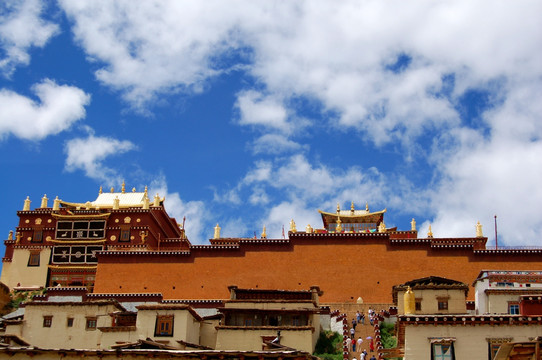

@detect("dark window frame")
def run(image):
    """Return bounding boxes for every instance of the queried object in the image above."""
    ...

[86,317,97,330]
[28,252,40,267]
[43,316,52,328]
[155,315,174,337]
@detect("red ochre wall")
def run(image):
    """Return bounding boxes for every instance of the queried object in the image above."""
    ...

[92,234,542,304]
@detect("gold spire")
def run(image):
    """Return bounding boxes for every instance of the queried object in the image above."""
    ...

[144,186,148,196]
[23,196,31,211]
[427,224,433,238]
[153,193,160,207]
[351,201,355,214]
[336,217,342,232]
[53,196,60,211]
[121,181,126,194]
[132,187,136,193]
[110,187,114,193]
[214,223,221,239]
[142,193,150,209]
[366,202,369,212]
[99,186,103,195]
[40,194,48,208]
[261,225,267,239]
[289,219,297,233]
[411,218,416,231]
[8,230,13,241]
[476,221,484,237]
[336,202,340,213]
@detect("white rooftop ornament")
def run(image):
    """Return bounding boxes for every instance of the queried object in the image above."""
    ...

[40,194,48,208]
[476,221,484,238]
[23,196,31,211]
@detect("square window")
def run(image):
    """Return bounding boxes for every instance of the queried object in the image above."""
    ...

[120,228,131,242]
[508,303,520,315]
[155,315,174,337]
[43,316,52,328]
[67,317,74,327]
[432,342,454,359]
[86,317,97,330]
[28,252,40,267]
[438,301,448,311]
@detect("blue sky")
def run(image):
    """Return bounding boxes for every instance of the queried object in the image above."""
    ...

[1,0,541,257]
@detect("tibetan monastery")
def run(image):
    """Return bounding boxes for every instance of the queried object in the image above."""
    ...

[2,184,542,304]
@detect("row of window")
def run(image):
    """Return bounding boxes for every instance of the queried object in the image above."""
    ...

[42,315,97,330]
[224,313,309,327]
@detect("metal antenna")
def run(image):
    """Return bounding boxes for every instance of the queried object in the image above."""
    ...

[494,215,498,250]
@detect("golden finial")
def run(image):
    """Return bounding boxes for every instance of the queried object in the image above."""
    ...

[378,221,386,233]
[113,196,120,210]
[336,217,342,232]
[427,224,433,238]
[121,181,126,194]
[306,224,313,233]
[132,187,136,193]
[336,202,340,213]
[53,196,60,211]
[404,286,415,315]
[289,219,297,233]
[366,202,369,212]
[476,221,483,237]
[214,223,221,239]
[144,186,148,195]
[351,201,355,213]
[153,193,160,207]
[261,225,267,239]
[142,193,150,209]
[99,186,103,194]
[110,187,114,193]
[40,194,48,208]
[23,196,31,211]
[8,230,13,241]
[411,218,416,231]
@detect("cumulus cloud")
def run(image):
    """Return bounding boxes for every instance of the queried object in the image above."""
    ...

[64,133,136,183]
[150,176,207,244]
[55,1,542,244]
[0,0,59,76]
[0,79,90,140]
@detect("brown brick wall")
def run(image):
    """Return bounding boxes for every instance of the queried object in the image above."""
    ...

[93,235,542,303]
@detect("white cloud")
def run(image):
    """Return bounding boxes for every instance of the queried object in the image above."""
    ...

[150,176,207,244]
[0,0,59,76]
[235,90,290,133]
[251,134,305,155]
[0,79,90,140]
[64,133,136,183]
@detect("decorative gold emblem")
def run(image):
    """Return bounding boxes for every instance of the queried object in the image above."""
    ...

[124,217,131,224]
[110,235,117,241]
[35,218,42,225]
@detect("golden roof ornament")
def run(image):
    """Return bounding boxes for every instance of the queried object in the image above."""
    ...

[366,202,369,213]
[476,221,483,237]
[53,196,60,211]
[142,194,150,209]
[121,181,126,194]
[289,219,297,233]
[427,224,433,238]
[110,187,114,193]
[23,196,31,211]
[113,196,120,210]
[40,194,48,208]
[15,232,21,244]
[411,218,416,231]
[336,217,342,232]
[306,224,313,233]
[153,193,160,207]
[404,286,415,315]
[336,202,340,213]
[378,221,386,233]
[8,230,13,241]
[132,187,136,193]
[261,225,267,239]
[99,186,103,194]
[144,186,148,196]
[351,201,355,214]
[214,223,221,239]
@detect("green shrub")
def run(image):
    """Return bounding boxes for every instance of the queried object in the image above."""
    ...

[379,322,397,349]
[314,330,343,360]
